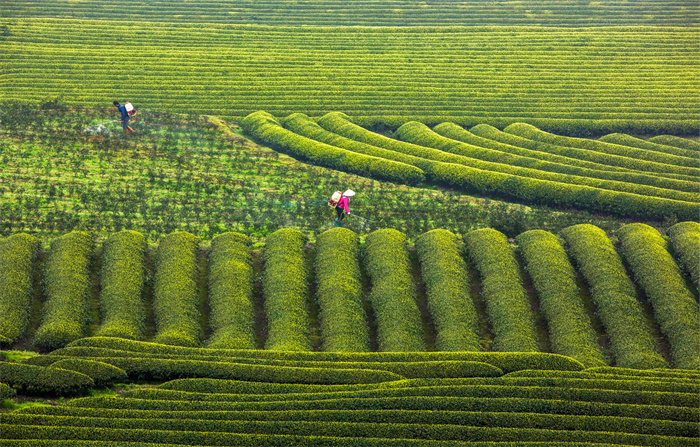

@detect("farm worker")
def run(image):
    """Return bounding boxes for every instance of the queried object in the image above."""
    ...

[329,189,355,227]
[113,101,134,134]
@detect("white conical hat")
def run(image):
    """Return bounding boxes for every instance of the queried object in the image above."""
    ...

[343,189,355,197]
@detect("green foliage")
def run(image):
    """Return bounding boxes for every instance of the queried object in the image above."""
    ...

[48,359,127,387]
[4,0,698,26]
[445,122,699,193]
[617,223,700,370]
[401,121,697,204]
[668,221,700,291]
[263,228,312,352]
[207,232,256,350]
[242,111,425,185]
[32,232,94,351]
[650,135,700,152]
[504,122,700,175]
[470,123,698,193]
[0,233,39,345]
[464,229,539,352]
[599,133,699,159]
[561,224,667,369]
[65,337,585,373]
[364,229,425,352]
[415,229,480,351]
[96,230,147,340]
[153,231,201,347]
[39,355,405,384]
[315,228,370,352]
[516,230,605,367]
[0,382,16,400]
[0,362,94,395]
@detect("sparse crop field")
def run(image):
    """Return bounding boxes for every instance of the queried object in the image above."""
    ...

[1,1,698,445]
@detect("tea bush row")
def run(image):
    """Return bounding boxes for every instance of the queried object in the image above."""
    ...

[4,0,698,26]
[66,336,586,372]
[415,229,481,352]
[399,121,697,203]
[0,233,39,345]
[650,135,700,152]
[152,231,201,347]
[516,230,605,367]
[3,412,696,444]
[667,221,700,290]
[469,123,699,192]
[363,229,425,352]
[561,224,667,369]
[617,223,700,370]
[241,111,425,185]
[32,232,94,351]
[598,133,698,158]
[505,123,700,174]
[263,228,312,351]
[315,114,698,220]
[95,230,147,340]
[442,122,699,193]
[206,232,256,349]
[464,229,539,352]
[315,228,370,352]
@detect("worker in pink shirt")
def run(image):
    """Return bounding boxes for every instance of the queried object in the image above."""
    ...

[328,189,355,227]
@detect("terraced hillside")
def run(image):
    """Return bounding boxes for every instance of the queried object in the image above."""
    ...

[1,20,697,134]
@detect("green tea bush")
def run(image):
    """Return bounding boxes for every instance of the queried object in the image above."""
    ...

[32,232,94,351]
[364,229,425,352]
[561,224,667,370]
[263,228,312,352]
[650,135,700,152]
[516,230,605,367]
[469,123,699,193]
[415,229,480,352]
[464,229,538,352]
[0,233,39,345]
[0,362,94,395]
[505,123,700,174]
[399,121,697,203]
[40,356,405,384]
[668,221,700,291]
[599,133,698,159]
[617,223,700,370]
[77,377,700,412]
[242,111,425,185]
[3,412,696,443]
[586,366,700,381]
[0,382,16,400]
[96,230,147,340]
[315,228,370,352]
[67,336,585,372]
[61,393,697,425]
[153,231,201,347]
[48,359,127,387]
[442,122,698,193]
[284,112,436,174]
[206,232,255,350]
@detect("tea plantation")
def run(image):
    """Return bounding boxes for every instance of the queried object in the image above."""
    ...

[1,0,699,445]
